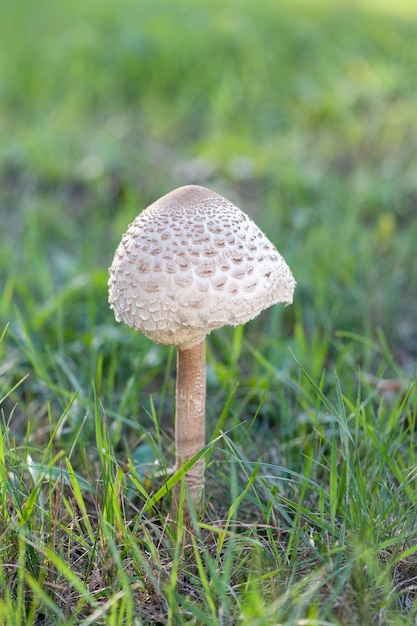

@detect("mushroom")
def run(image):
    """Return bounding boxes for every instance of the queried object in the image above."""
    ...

[108,185,295,510]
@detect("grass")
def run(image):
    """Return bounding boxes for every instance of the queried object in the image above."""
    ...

[1,0,417,623]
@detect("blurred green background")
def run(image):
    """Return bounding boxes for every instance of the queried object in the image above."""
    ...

[1,0,416,439]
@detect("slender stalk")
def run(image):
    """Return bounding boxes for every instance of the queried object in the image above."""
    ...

[174,340,206,509]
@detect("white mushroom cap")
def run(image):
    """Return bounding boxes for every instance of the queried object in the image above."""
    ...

[108,185,296,351]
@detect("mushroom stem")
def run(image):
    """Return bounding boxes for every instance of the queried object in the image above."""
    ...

[174,340,206,508]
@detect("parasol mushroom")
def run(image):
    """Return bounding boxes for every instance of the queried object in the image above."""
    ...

[108,184,295,510]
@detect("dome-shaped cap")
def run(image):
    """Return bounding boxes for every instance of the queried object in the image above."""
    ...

[108,185,296,350]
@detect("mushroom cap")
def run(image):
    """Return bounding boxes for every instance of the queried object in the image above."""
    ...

[108,185,296,350]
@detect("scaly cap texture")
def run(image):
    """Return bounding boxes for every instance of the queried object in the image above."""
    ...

[108,185,295,350]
